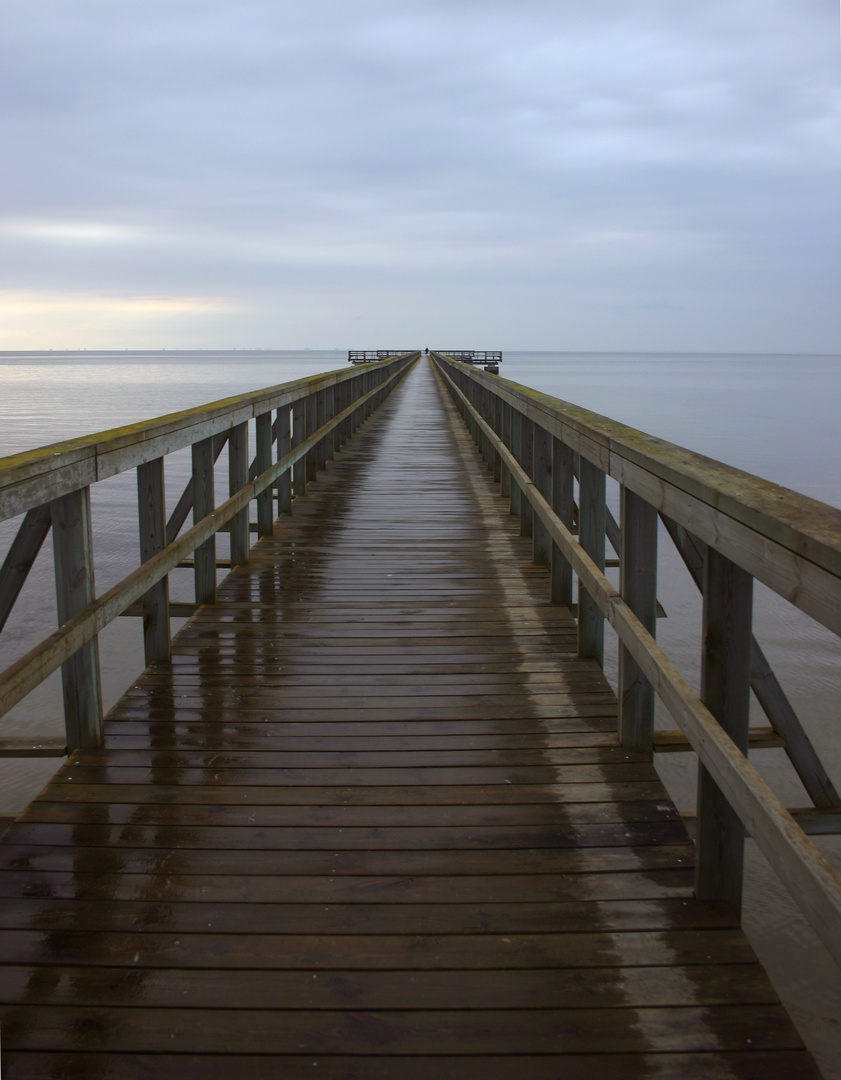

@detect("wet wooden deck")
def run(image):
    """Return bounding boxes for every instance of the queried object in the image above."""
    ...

[0,359,821,1077]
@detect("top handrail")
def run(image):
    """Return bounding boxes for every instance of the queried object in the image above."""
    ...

[432,351,841,975]
[432,354,841,636]
[0,355,416,523]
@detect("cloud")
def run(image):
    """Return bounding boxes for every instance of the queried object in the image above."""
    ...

[1,1,839,350]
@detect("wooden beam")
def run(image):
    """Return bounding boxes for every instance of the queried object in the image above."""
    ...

[51,487,102,750]
[192,437,216,606]
[551,438,574,609]
[519,416,534,539]
[121,601,198,619]
[0,737,66,758]
[137,457,171,665]
[578,457,605,667]
[0,503,51,636]
[0,356,418,523]
[509,409,521,519]
[433,355,841,637]
[306,394,318,482]
[656,727,785,752]
[256,412,273,538]
[619,486,658,755]
[228,422,250,567]
[661,513,841,809]
[500,401,511,500]
[532,424,552,570]
[315,389,327,472]
[292,402,306,499]
[696,549,753,915]
[276,405,292,515]
[166,431,228,545]
[0,363,414,724]
[435,359,841,971]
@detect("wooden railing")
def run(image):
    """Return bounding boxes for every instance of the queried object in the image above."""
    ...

[0,353,418,755]
[432,351,841,970]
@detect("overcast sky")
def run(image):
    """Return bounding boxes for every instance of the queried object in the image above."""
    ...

[2,1,839,351]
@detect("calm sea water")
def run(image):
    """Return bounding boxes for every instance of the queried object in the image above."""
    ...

[2,349,840,1073]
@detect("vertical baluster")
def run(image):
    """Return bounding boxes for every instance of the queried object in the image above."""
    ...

[229,422,250,567]
[519,415,534,539]
[292,402,306,499]
[479,384,487,461]
[533,424,552,568]
[551,438,575,608]
[137,457,171,666]
[356,373,365,424]
[51,486,103,749]
[306,394,318,482]
[509,410,522,519]
[316,389,327,471]
[493,395,502,484]
[192,436,216,606]
[326,386,335,461]
[256,412,273,538]
[696,549,753,915]
[500,402,511,500]
[619,487,658,753]
[334,383,344,449]
[341,380,351,443]
[578,457,605,666]
[483,388,494,471]
[277,404,292,514]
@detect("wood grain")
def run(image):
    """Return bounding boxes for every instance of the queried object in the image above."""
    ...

[0,358,819,1077]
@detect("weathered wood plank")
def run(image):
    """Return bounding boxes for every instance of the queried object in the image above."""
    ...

[0,503,52,635]
[618,485,657,753]
[0,356,817,1076]
[50,486,102,749]
[136,457,171,665]
[696,549,753,915]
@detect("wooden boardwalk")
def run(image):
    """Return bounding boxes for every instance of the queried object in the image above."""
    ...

[0,359,821,1077]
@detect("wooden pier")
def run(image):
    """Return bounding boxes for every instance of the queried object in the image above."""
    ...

[0,354,838,1076]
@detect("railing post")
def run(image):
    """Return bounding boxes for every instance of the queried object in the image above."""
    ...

[500,402,511,500]
[256,412,273,538]
[341,382,351,444]
[51,486,103,749]
[578,457,605,666]
[696,549,753,915]
[137,457,171,666]
[492,395,502,484]
[306,393,318,482]
[326,386,335,461]
[479,385,490,464]
[229,422,250,567]
[277,404,292,514]
[316,389,327,471]
[192,436,216,606]
[334,383,344,449]
[619,486,658,753]
[292,402,306,499]
[519,415,534,539]
[551,438,574,607]
[509,409,522,518]
[533,424,552,568]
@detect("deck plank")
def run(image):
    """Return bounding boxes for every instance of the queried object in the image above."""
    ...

[0,358,821,1077]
